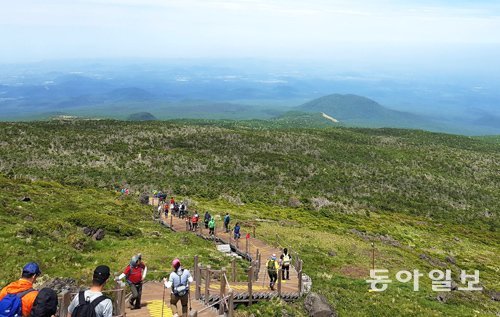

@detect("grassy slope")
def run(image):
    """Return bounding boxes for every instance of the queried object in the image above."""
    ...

[0,120,499,316]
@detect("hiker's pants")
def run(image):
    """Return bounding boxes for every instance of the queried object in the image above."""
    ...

[268,271,277,287]
[129,282,143,309]
[282,265,290,280]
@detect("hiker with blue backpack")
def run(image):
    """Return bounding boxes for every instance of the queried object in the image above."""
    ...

[0,262,41,317]
[116,254,147,310]
[67,265,113,317]
[163,259,193,317]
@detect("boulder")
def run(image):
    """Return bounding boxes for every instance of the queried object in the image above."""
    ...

[139,193,149,205]
[83,227,95,236]
[20,197,31,202]
[92,229,105,241]
[304,292,337,317]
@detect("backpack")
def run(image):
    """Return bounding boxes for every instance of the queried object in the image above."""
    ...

[0,289,35,317]
[72,292,108,317]
[282,254,291,266]
[172,271,188,297]
[30,288,58,317]
[267,260,276,272]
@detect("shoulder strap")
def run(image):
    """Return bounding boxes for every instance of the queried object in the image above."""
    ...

[16,288,35,298]
[78,291,86,305]
[90,295,108,311]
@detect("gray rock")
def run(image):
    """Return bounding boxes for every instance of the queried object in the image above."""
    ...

[92,229,105,241]
[82,227,95,236]
[20,197,31,202]
[445,256,456,265]
[327,250,336,257]
[304,292,337,317]
[436,292,451,303]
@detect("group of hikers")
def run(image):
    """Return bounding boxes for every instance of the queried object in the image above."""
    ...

[0,255,193,317]
[156,197,241,240]
[265,248,293,290]
[1,249,293,317]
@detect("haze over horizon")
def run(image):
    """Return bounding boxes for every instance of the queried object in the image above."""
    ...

[1,0,500,72]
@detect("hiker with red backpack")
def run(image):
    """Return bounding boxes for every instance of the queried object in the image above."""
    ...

[116,254,147,310]
[0,262,40,317]
[67,265,113,317]
[163,259,193,317]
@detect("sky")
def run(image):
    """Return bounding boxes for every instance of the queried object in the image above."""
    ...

[1,0,500,66]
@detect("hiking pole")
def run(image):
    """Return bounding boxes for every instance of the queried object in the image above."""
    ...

[189,289,192,312]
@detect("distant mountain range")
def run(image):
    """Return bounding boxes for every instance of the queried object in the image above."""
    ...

[0,70,499,135]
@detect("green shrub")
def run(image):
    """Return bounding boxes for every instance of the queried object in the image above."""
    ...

[66,211,141,237]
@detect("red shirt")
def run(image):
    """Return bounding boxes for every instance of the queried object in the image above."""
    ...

[124,263,145,284]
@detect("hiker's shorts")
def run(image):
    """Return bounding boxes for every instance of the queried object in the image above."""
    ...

[170,292,189,312]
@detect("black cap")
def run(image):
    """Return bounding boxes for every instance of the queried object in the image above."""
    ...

[93,265,110,284]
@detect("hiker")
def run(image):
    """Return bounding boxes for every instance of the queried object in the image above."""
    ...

[157,204,163,218]
[266,254,280,291]
[224,213,230,233]
[116,254,147,310]
[280,248,292,280]
[29,288,58,317]
[203,211,210,229]
[179,202,186,218]
[208,217,216,237]
[0,262,40,317]
[233,223,241,240]
[163,259,193,317]
[67,265,113,317]
[164,203,169,217]
[191,212,199,231]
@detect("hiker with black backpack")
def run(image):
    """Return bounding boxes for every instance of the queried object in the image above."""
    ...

[116,254,147,310]
[67,265,112,317]
[0,262,40,317]
[266,254,280,291]
[163,259,193,317]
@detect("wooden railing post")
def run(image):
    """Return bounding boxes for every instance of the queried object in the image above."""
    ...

[120,288,126,317]
[245,237,249,255]
[298,260,303,295]
[195,264,201,300]
[231,258,236,282]
[248,265,254,306]
[204,266,211,305]
[193,256,199,282]
[277,270,282,298]
[228,290,234,317]
[58,290,71,317]
[253,226,256,238]
[219,268,227,315]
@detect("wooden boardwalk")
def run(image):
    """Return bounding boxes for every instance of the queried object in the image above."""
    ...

[122,210,303,317]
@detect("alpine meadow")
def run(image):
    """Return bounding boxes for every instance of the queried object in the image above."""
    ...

[0,120,498,316]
